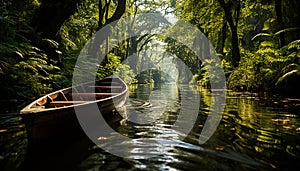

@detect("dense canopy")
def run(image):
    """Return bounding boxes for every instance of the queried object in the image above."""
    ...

[1,0,299,101]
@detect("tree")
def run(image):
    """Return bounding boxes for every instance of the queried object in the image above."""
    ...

[32,0,83,39]
[98,0,126,29]
[91,0,126,63]
[274,0,284,46]
[217,0,241,68]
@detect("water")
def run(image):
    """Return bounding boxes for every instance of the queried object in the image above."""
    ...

[0,83,300,170]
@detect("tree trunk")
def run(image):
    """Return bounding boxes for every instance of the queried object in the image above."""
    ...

[92,0,126,65]
[282,0,300,44]
[217,0,241,68]
[217,18,227,55]
[231,28,240,67]
[275,0,285,47]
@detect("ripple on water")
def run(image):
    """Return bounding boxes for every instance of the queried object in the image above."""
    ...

[1,85,300,170]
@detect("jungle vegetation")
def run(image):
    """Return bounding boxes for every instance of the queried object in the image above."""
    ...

[0,0,299,102]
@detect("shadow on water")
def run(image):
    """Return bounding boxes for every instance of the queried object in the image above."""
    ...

[0,112,27,171]
[0,84,300,170]
[0,103,126,171]
[22,109,127,171]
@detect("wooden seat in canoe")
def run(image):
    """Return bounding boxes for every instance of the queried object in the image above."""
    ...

[88,85,123,89]
[98,82,120,85]
[49,101,87,107]
[71,93,119,97]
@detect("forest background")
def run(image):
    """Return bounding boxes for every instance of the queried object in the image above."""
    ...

[0,0,299,102]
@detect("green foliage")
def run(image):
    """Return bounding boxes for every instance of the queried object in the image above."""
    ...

[227,39,300,94]
[59,0,98,51]
[175,0,300,96]
[115,64,137,84]
[1,0,299,100]
[0,1,65,100]
[97,53,121,78]
[1,39,65,99]
[59,0,135,85]
[0,0,133,101]
[135,71,154,84]
[177,0,224,48]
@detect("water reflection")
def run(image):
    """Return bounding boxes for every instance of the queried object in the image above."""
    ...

[0,113,27,170]
[0,84,300,170]
[82,84,266,170]
[218,94,300,170]
[128,83,179,125]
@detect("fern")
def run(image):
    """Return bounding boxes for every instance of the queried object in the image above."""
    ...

[251,33,272,41]
[287,39,300,51]
[281,63,298,74]
[274,27,300,36]
[28,57,47,65]
[276,69,299,86]
[42,38,59,48]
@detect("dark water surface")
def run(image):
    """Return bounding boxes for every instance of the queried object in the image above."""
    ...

[0,83,300,170]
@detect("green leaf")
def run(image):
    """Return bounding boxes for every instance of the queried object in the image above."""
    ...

[274,27,300,36]
[251,33,272,41]
[287,39,300,50]
[42,38,59,48]
[55,50,62,55]
[276,69,299,86]
[15,51,24,58]
[260,41,274,48]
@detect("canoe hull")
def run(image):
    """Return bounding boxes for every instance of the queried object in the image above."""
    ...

[20,76,128,144]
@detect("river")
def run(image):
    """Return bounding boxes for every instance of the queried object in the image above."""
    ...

[0,83,299,170]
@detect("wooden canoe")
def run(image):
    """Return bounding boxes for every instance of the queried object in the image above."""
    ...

[20,75,128,143]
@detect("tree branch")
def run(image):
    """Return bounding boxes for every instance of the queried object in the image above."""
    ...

[106,0,126,24]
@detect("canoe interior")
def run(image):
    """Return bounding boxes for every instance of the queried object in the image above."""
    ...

[25,77,127,110]
[20,76,128,144]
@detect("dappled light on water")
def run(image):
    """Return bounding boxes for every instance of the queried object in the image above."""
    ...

[0,83,300,170]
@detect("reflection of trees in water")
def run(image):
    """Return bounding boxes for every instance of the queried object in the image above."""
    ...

[127,83,180,125]
[0,115,27,170]
[178,89,300,169]
[207,92,300,170]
